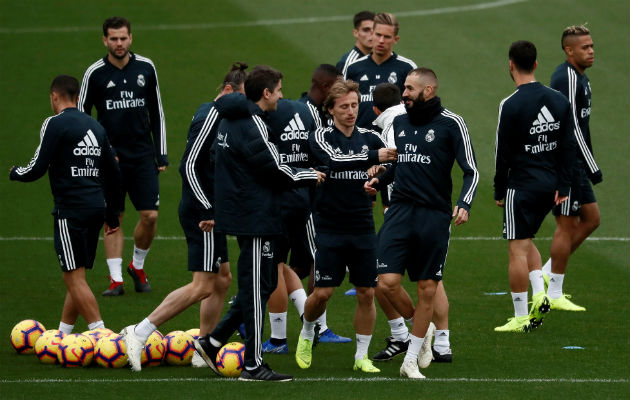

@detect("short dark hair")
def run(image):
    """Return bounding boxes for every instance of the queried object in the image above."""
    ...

[103,16,131,36]
[353,11,375,28]
[50,75,79,99]
[244,65,283,102]
[509,40,537,72]
[221,62,249,90]
[372,83,401,112]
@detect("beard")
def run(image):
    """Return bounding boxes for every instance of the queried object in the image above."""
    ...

[109,47,129,60]
[403,95,442,126]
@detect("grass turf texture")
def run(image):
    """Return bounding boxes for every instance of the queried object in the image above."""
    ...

[0,0,628,399]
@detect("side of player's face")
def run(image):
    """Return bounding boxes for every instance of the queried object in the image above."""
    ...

[353,20,374,50]
[571,35,594,69]
[103,27,132,60]
[372,24,399,57]
[402,74,423,107]
[266,81,283,111]
[330,91,359,130]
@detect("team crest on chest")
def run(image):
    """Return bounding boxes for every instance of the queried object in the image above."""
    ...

[137,74,145,87]
[388,72,397,84]
[361,144,369,153]
[425,129,435,143]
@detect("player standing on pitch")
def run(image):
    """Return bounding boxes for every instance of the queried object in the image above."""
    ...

[336,11,375,76]
[10,75,121,335]
[365,68,479,378]
[541,25,602,311]
[79,16,167,296]
[493,41,575,333]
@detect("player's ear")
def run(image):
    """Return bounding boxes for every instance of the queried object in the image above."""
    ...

[128,33,133,45]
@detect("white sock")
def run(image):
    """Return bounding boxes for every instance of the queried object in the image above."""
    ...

[289,289,307,317]
[355,334,372,360]
[134,318,157,342]
[317,309,329,332]
[107,258,123,282]
[58,322,74,334]
[269,312,287,339]
[87,320,105,330]
[388,317,409,342]
[512,292,529,317]
[547,272,565,299]
[132,246,150,269]
[529,269,545,295]
[542,258,552,276]
[434,329,450,353]
[403,333,424,363]
[301,318,317,341]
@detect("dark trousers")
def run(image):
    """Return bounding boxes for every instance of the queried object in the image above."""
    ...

[211,235,278,369]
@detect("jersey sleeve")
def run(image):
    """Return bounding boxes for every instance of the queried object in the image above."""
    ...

[146,63,168,167]
[308,128,380,171]
[78,62,100,116]
[10,117,60,182]
[493,99,514,201]
[244,115,319,186]
[449,114,479,212]
[100,135,122,228]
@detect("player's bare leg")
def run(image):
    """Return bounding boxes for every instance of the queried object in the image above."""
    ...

[127,209,157,292]
[377,273,415,317]
[103,213,125,295]
[372,274,413,361]
[199,262,232,335]
[352,286,379,372]
[62,268,103,325]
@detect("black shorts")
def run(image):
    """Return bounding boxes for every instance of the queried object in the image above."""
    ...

[276,207,314,269]
[552,168,597,217]
[53,208,103,272]
[179,214,228,272]
[503,188,554,240]
[377,203,450,281]
[313,232,377,288]
[117,158,160,212]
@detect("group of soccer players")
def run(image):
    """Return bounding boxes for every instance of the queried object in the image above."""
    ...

[9,10,601,382]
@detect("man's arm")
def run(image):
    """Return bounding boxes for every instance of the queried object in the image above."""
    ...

[144,59,168,169]
[78,60,103,116]
[448,112,479,214]
[556,104,577,197]
[101,136,122,230]
[493,99,513,202]
[9,117,59,182]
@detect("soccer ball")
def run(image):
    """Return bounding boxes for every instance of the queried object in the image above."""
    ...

[35,330,65,364]
[82,328,113,347]
[94,333,128,368]
[141,330,165,367]
[162,330,195,366]
[216,342,245,377]
[10,319,46,354]
[185,328,200,340]
[57,333,94,367]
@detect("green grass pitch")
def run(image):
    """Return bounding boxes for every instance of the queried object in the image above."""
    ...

[0,1,628,399]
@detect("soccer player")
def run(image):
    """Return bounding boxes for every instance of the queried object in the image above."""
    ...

[299,64,340,130]
[493,41,575,333]
[79,16,167,296]
[365,68,479,379]
[370,83,454,365]
[10,75,121,335]
[261,98,350,354]
[295,78,397,374]
[120,63,248,372]
[194,66,324,382]
[336,11,375,76]
[542,25,602,311]
[344,12,417,130]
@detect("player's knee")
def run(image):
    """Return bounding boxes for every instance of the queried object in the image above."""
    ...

[216,268,232,293]
[355,287,375,305]
[139,210,158,227]
[377,275,399,293]
[311,287,333,304]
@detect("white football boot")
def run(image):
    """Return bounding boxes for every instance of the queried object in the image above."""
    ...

[418,322,435,369]
[120,325,144,372]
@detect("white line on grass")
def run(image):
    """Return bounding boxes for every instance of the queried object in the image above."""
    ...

[1,236,628,241]
[0,0,526,34]
[1,377,627,384]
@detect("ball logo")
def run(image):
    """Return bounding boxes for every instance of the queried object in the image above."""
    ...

[137,74,145,87]
[425,129,435,143]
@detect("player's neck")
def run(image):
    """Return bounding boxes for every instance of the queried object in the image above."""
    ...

[567,58,585,75]
[107,53,131,70]
[371,52,392,65]
[335,122,354,137]
[356,42,371,56]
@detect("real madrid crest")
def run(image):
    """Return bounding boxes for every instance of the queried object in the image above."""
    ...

[425,129,435,142]
[137,74,145,87]
[388,71,397,84]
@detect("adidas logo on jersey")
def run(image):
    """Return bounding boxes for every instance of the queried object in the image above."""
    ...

[530,106,560,134]
[73,129,101,156]
[280,113,309,141]
[106,80,116,88]
[398,130,405,137]
[360,74,369,81]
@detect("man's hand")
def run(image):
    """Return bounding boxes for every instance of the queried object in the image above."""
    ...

[495,200,504,208]
[554,191,568,205]
[104,223,120,235]
[158,166,167,172]
[452,206,469,226]
[364,178,379,196]
[377,148,397,162]
[313,169,326,185]
[367,165,386,178]
[198,220,215,232]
